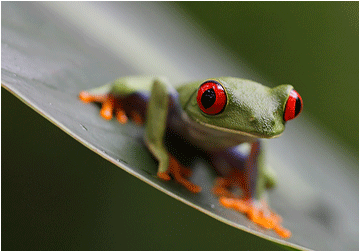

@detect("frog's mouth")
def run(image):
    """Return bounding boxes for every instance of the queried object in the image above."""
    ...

[182,112,282,140]
[195,120,283,139]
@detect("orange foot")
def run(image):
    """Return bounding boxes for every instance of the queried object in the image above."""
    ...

[212,177,236,198]
[219,197,291,239]
[79,91,144,125]
[157,154,201,193]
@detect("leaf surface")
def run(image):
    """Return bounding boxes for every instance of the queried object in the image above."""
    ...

[2,2,358,250]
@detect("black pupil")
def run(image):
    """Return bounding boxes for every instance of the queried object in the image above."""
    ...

[295,97,302,117]
[201,88,216,109]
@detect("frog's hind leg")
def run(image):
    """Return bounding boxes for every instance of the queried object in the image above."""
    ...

[212,142,291,238]
[79,84,111,104]
[79,83,126,122]
[79,82,148,125]
[121,93,148,125]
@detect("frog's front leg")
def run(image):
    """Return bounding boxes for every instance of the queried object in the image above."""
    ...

[143,79,201,193]
[79,77,201,193]
[212,141,291,239]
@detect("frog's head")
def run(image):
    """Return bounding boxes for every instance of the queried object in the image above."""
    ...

[184,77,303,139]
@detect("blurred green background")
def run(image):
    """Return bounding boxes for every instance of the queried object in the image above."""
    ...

[2,2,358,250]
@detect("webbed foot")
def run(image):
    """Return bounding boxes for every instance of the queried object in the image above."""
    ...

[219,197,291,239]
[157,154,201,193]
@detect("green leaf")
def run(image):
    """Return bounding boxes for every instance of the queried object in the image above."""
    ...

[2,2,358,250]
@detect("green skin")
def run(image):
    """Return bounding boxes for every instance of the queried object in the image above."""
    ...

[86,76,294,200]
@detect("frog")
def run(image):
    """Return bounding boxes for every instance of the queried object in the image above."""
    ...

[78,76,303,239]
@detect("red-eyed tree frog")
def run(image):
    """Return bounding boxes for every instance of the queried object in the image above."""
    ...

[79,76,303,239]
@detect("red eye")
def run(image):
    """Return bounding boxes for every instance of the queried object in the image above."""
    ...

[284,89,303,121]
[197,81,227,115]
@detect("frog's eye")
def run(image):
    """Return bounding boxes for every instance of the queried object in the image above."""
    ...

[197,81,227,115]
[284,89,303,121]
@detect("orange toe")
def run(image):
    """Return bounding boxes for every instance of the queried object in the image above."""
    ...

[218,197,291,239]
[79,91,93,103]
[219,197,250,212]
[274,225,292,239]
[79,91,107,103]
[158,154,202,193]
[116,110,128,124]
[168,154,201,193]
[100,107,113,120]
[182,181,202,193]
[157,172,171,181]
[99,95,115,120]
[247,208,275,229]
